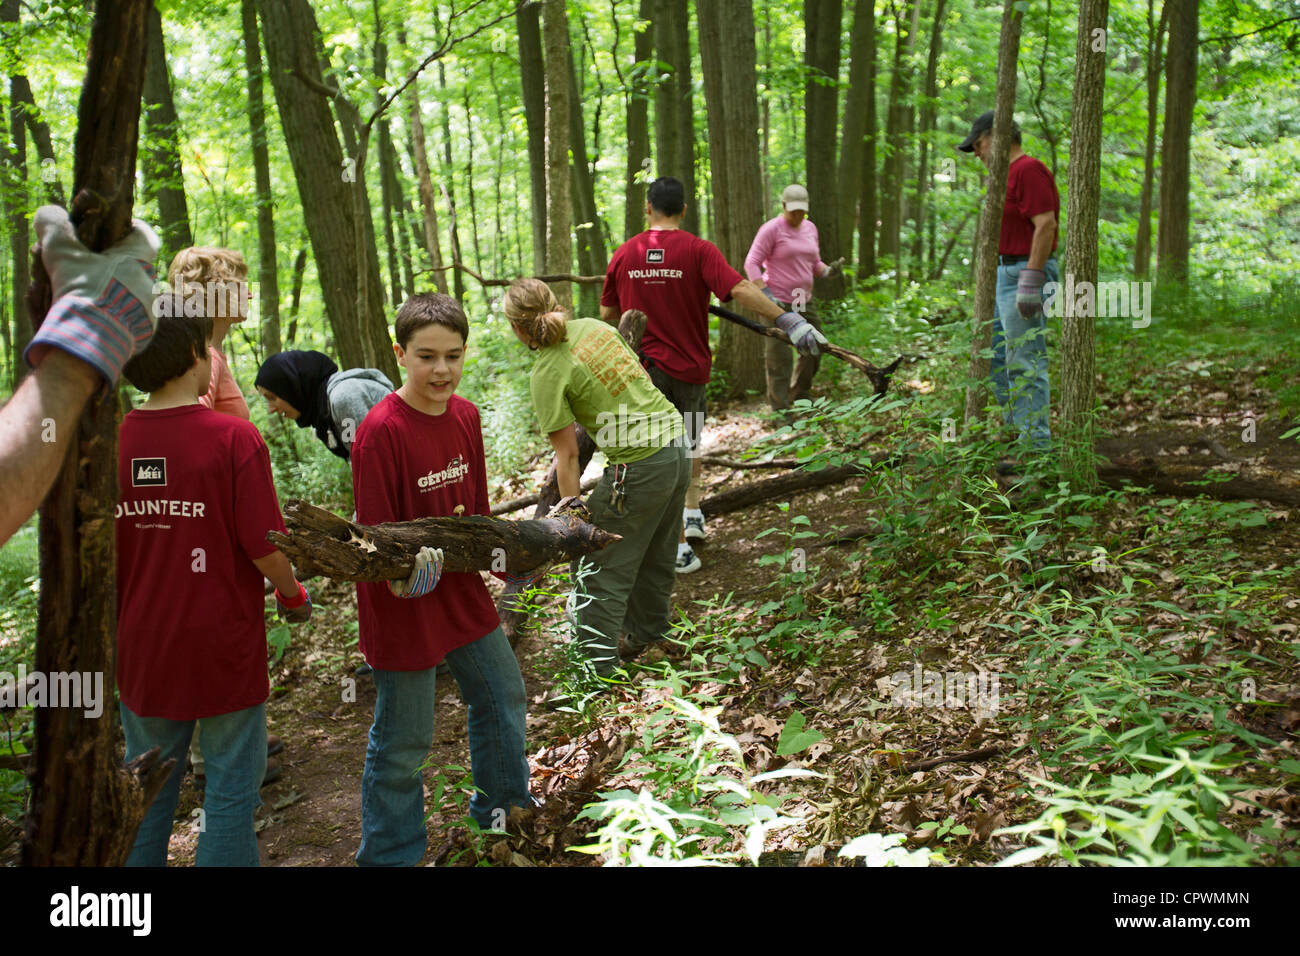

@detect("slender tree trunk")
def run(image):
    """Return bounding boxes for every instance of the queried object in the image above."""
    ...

[910,0,947,277]
[241,0,280,354]
[406,81,448,296]
[518,1,548,273]
[23,0,173,867]
[489,56,508,278]
[623,0,654,243]
[1156,0,1196,288]
[142,3,193,263]
[371,0,401,310]
[1060,0,1108,487]
[964,0,1024,427]
[288,239,307,342]
[463,86,487,305]
[257,0,395,381]
[568,40,605,317]
[837,0,874,263]
[699,0,765,395]
[805,0,845,300]
[436,58,465,304]
[11,76,64,206]
[878,0,916,268]
[857,0,878,276]
[654,0,696,236]
[1133,0,1168,281]
[542,0,573,310]
[3,0,30,387]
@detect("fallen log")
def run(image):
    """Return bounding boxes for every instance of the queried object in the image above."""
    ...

[490,475,601,516]
[709,303,903,397]
[267,500,621,582]
[1098,461,1300,510]
[700,453,897,518]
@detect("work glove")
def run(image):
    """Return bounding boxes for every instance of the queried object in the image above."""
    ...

[775,310,829,357]
[822,257,845,276]
[275,581,313,623]
[1016,268,1047,319]
[24,205,161,385]
[389,546,443,599]
[502,561,552,591]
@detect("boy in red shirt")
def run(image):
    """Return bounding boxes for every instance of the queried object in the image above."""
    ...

[351,293,530,866]
[116,310,311,867]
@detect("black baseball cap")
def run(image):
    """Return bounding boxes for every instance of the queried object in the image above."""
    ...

[957,111,994,152]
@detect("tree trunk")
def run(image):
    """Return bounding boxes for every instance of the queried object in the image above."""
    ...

[256,0,396,381]
[910,0,948,278]
[142,3,193,264]
[1156,0,1196,288]
[877,0,916,268]
[623,0,654,242]
[568,41,605,318]
[856,0,879,276]
[1059,0,1108,489]
[654,0,697,236]
[404,66,448,296]
[241,0,280,355]
[805,0,845,300]
[1133,0,1168,281]
[23,0,174,867]
[436,58,465,304]
[963,0,1024,427]
[268,501,621,582]
[518,1,548,273]
[287,239,307,342]
[3,0,29,387]
[371,0,401,310]
[837,0,875,264]
[699,0,765,396]
[542,0,573,310]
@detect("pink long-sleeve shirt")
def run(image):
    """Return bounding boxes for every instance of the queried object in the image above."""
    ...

[744,215,827,303]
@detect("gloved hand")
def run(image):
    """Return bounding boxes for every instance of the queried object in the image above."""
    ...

[389,546,443,599]
[552,495,592,524]
[275,581,312,623]
[24,205,161,385]
[1016,268,1046,318]
[503,561,552,590]
[823,257,845,275]
[775,310,829,357]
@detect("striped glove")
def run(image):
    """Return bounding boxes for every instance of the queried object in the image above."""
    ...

[389,546,443,599]
[24,205,161,386]
[503,562,551,591]
[775,310,828,357]
[275,581,313,623]
[1016,268,1046,318]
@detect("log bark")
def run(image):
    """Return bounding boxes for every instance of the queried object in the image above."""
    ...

[709,304,902,396]
[701,461,886,517]
[1097,463,1300,510]
[267,500,622,581]
[23,0,175,867]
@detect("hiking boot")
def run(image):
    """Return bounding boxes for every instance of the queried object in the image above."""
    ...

[676,545,702,574]
[261,758,282,788]
[683,509,706,542]
[618,636,654,661]
[267,734,284,757]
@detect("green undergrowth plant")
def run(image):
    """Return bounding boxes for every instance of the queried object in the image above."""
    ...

[569,697,821,866]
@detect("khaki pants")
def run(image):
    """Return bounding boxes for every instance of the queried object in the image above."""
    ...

[765,299,823,410]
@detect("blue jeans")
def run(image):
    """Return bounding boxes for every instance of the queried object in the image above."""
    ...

[991,257,1057,451]
[356,626,530,866]
[122,701,266,867]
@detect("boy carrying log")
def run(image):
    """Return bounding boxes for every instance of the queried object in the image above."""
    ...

[351,292,533,866]
[115,309,312,866]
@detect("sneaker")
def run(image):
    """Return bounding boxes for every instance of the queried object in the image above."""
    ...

[355,661,373,677]
[676,545,702,574]
[683,509,705,542]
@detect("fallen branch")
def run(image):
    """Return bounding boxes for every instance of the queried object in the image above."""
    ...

[1098,461,1300,510]
[709,304,903,397]
[490,476,601,516]
[901,746,1003,773]
[701,454,896,518]
[267,500,620,582]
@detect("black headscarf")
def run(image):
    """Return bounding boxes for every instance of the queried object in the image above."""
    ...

[255,350,344,455]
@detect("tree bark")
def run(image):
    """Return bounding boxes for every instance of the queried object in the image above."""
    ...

[877,0,917,268]
[436,57,466,304]
[623,0,654,242]
[1133,0,1168,282]
[405,66,449,296]
[241,0,280,355]
[1059,0,1108,489]
[805,0,845,300]
[654,0,697,236]
[518,1,548,273]
[268,500,621,582]
[3,0,29,387]
[963,0,1024,427]
[837,0,875,265]
[256,0,396,381]
[910,0,948,278]
[1156,0,1196,288]
[856,0,879,277]
[288,239,307,343]
[568,41,605,318]
[542,0,573,310]
[698,0,766,396]
[23,0,174,867]
[142,3,193,264]
[371,0,401,310]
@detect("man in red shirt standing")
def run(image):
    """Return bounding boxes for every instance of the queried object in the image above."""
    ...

[958,111,1059,460]
[601,177,825,572]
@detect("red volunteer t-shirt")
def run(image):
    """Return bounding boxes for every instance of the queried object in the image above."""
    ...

[601,229,744,384]
[116,405,286,720]
[1000,154,1059,256]
[351,392,500,671]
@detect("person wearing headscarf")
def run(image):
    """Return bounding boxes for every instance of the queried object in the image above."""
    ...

[255,350,393,462]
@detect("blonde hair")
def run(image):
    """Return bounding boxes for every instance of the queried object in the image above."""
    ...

[503,277,567,348]
[167,246,249,321]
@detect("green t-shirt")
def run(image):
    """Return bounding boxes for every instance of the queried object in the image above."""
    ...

[529,317,685,464]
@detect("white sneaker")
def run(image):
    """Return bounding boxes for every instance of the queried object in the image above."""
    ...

[676,545,702,574]
[683,508,705,542]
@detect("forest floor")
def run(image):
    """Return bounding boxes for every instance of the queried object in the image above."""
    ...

[110,352,1300,868]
